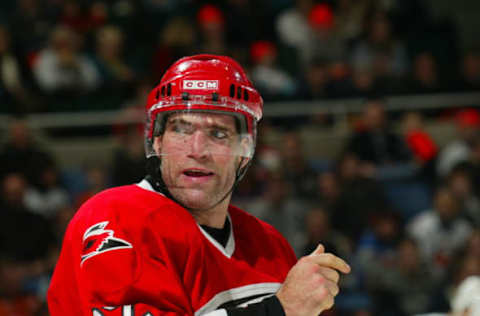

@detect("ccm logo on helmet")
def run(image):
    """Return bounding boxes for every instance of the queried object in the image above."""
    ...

[183,80,218,90]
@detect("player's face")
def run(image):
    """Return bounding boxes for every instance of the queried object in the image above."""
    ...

[154,112,242,211]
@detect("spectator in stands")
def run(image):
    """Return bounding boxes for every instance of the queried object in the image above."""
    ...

[451,249,480,298]
[0,25,35,114]
[401,111,438,182]
[93,25,135,101]
[437,108,480,178]
[333,0,371,44]
[456,135,480,210]
[402,111,438,165]
[32,25,100,102]
[348,64,377,97]
[350,9,408,84]
[429,242,480,313]
[450,275,480,316]
[0,172,56,315]
[196,4,228,55]
[0,258,42,316]
[246,174,309,255]
[331,152,388,242]
[0,173,55,263]
[454,50,480,92]
[407,52,444,94]
[231,166,265,209]
[345,97,411,166]
[59,1,90,35]
[253,126,283,175]
[280,131,318,199]
[120,77,151,111]
[308,4,347,65]
[407,187,473,276]
[356,210,402,270]
[302,206,351,258]
[298,58,332,100]
[445,166,480,227]
[73,163,109,209]
[0,117,54,186]
[463,229,480,263]
[354,209,403,316]
[110,123,145,186]
[151,17,196,83]
[87,1,109,32]
[23,158,70,219]
[275,0,315,69]
[315,170,341,214]
[362,238,436,316]
[8,0,53,59]
[249,40,297,100]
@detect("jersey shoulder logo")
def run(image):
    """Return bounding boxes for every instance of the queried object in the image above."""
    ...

[81,221,132,265]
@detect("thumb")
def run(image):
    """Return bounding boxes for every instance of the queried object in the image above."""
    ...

[311,243,325,256]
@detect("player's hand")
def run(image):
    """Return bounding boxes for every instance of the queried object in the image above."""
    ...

[276,244,351,316]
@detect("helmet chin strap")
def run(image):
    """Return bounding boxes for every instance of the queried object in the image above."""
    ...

[146,156,248,217]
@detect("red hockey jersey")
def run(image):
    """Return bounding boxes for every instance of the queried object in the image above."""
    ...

[48,180,297,316]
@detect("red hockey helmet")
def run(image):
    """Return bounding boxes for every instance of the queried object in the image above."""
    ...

[145,54,263,159]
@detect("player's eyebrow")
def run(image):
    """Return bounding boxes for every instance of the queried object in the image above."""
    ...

[167,117,236,133]
[166,117,192,127]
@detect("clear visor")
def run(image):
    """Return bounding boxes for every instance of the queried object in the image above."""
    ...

[145,110,255,160]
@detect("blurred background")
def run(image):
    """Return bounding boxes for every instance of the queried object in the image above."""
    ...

[0,0,479,315]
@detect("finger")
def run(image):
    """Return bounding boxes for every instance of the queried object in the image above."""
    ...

[314,288,334,310]
[310,253,351,274]
[324,294,334,310]
[324,279,340,297]
[309,243,325,256]
[318,266,340,283]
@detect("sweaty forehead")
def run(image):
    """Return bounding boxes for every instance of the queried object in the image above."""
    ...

[166,112,237,129]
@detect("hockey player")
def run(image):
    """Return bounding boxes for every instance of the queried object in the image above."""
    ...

[48,54,350,316]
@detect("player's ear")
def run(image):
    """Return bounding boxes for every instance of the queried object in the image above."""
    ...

[153,136,163,155]
[239,134,254,159]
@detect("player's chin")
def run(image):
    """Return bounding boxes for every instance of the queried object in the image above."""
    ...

[172,188,213,210]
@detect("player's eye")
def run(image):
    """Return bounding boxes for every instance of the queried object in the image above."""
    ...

[210,129,229,140]
[170,122,193,134]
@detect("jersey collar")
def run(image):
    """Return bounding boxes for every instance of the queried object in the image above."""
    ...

[197,215,235,258]
[137,178,236,258]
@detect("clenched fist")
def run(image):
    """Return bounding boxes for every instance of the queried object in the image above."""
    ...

[276,244,351,316]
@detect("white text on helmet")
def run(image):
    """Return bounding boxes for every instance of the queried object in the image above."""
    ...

[183,80,219,90]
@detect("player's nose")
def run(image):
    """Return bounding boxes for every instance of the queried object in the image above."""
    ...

[187,130,210,160]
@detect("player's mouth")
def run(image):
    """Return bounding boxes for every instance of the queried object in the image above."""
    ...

[182,169,215,178]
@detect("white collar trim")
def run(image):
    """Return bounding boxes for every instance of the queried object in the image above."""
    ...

[197,214,235,258]
[136,179,165,196]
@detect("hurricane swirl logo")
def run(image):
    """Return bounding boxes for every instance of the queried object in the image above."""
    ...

[81,221,132,265]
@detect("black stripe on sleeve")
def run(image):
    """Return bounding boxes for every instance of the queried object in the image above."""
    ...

[225,295,285,316]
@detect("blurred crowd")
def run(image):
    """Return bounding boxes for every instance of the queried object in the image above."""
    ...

[237,100,480,316]
[0,0,478,114]
[0,0,479,316]
[1,99,479,316]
